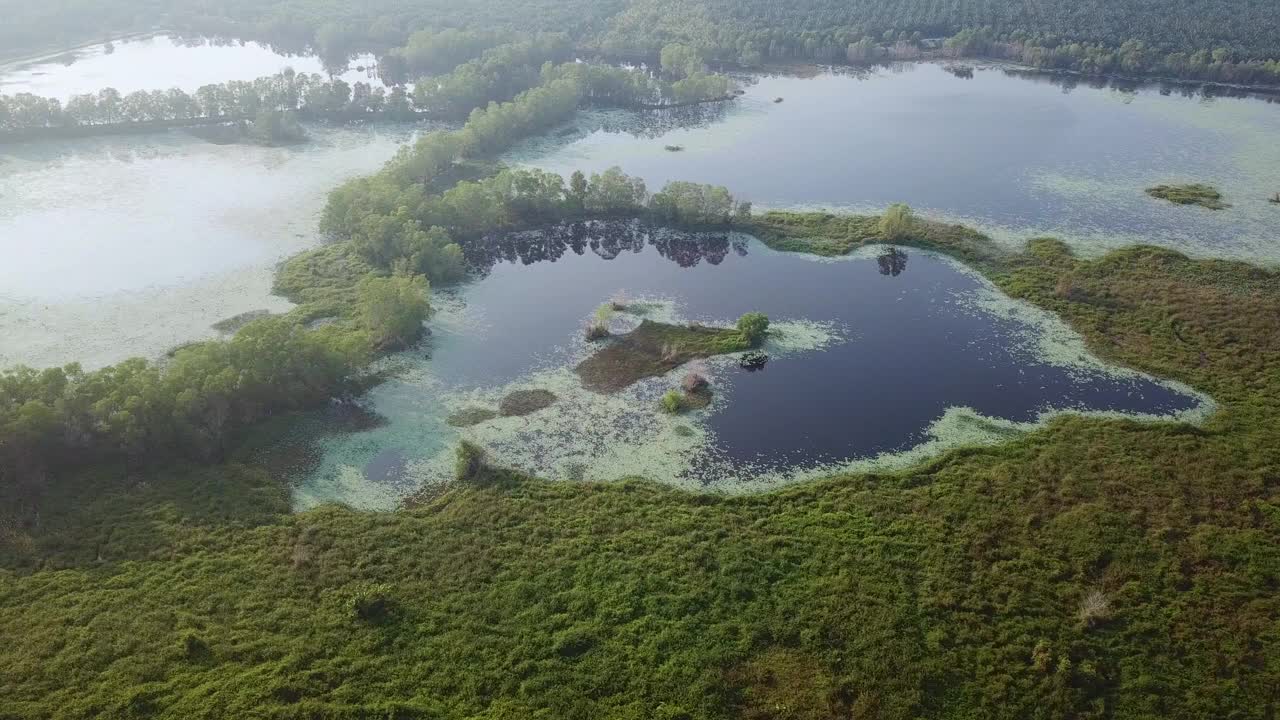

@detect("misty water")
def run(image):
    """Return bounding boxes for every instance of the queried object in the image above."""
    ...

[287,223,1206,510]
[0,34,380,100]
[0,123,435,369]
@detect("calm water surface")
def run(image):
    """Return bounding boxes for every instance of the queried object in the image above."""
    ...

[291,224,1203,508]
[0,35,380,100]
[0,123,432,368]
[510,63,1280,264]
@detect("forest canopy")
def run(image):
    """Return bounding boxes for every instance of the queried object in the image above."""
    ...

[4,0,1280,83]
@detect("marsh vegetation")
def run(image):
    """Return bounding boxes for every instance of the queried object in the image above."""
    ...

[1145,183,1231,209]
[575,316,766,393]
[2,3,1280,717]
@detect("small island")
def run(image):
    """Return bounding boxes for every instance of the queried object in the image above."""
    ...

[576,313,768,392]
[1145,183,1230,210]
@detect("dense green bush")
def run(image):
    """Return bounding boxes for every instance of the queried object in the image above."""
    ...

[735,312,770,344]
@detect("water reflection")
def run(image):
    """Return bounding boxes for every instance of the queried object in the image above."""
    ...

[467,220,748,272]
[877,246,909,276]
[293,226,1205,507]
[508,62,1280,266]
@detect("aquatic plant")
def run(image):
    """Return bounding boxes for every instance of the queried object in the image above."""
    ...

[659,389,684,413]
[1145,183,1230,210]
[498,389,558,417]
[585,303,615,341]
[446,407,498,427]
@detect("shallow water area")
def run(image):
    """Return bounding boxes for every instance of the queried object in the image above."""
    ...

[508,63,1280,264]
[0,34,381,100]
[0,122,432,368]
[289,224,1208,510]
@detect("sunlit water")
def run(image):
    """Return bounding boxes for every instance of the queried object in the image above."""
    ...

[0,123,433,368]
[508,63,1280,264]
[286,224,1208,510]
[0,35,381,100]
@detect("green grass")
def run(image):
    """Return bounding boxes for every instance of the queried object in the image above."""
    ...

[2,215,1279,719]
[575,320,755,392]
[1144,183,1231,210]
[272,242,379,323]
[747,210,1006,271]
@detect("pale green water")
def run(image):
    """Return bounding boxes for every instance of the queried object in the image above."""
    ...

[0,35,380,100]
[0,123,430,369]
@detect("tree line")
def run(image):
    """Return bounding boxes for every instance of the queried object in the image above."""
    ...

[5,0,1280,90]
[1,38,734,139]
[0,56,742,494]
[0,70,417,135]
[597,0,1280,73]
[0,273,427,490]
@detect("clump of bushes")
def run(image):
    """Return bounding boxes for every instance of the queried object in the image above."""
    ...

[455,441,487,483]
[586,303,614,341]
[1145,183,1230,210]
[682,370,709,394]
[662,365,713,415]
[736,312,770,345]
[1077,589,1111,628]
[879,203,915,241]
[332,583,395,623]
[660,390,685,414]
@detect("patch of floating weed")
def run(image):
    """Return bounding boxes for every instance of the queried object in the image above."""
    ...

[396,317,844,495]
[1145,183,1230,210]
[499,389,558,416]
[447,407,498,427]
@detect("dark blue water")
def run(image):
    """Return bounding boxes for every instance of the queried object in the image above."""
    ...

[509,63,1280,265]
[292,222,1205,506]
[450,223,1197,472]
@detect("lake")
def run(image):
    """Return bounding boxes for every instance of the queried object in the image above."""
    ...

[0,123,432,369]
[509,63,1280,265]
[288,223,1209,510]
[0,34,380,100]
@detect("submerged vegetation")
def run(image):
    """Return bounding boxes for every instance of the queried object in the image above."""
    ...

[1145,183,1231,210]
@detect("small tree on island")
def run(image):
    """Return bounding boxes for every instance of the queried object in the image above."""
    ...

[879,203,915,242]
[736,312,770,345]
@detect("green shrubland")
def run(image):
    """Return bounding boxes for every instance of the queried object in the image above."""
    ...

[2,210,1278,717]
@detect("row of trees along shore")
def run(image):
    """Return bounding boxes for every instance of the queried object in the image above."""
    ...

[0,35,736,138]
[7,0,1280,84]
[0,51,745,494]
